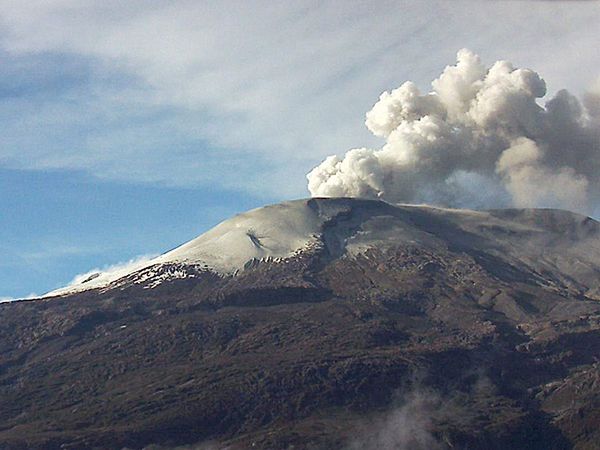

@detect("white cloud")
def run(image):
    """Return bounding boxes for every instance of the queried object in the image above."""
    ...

[47,253,157,296]
[0,293,39,303]
[0,1,598,196]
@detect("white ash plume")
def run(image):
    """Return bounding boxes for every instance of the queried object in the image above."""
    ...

[308,49,600,214]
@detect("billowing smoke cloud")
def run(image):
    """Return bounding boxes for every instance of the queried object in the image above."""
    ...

[307,50,600,214]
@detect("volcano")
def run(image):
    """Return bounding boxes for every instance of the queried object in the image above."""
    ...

[1,198,600,449]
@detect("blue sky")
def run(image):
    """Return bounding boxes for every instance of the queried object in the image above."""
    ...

[1,1,599,298]
[0,167,266,297]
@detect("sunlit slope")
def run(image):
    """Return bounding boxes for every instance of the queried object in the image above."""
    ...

[48,198,600,298]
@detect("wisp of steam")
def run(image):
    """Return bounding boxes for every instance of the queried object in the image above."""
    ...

[307,49,600,215]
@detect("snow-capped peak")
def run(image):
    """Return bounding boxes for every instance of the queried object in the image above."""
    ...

[46,198,600,297]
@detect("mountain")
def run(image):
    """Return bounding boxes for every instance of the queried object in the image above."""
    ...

[1,198,600,449]
[49,198,600,299]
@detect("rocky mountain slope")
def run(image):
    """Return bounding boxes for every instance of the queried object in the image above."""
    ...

[2,198,600,449]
